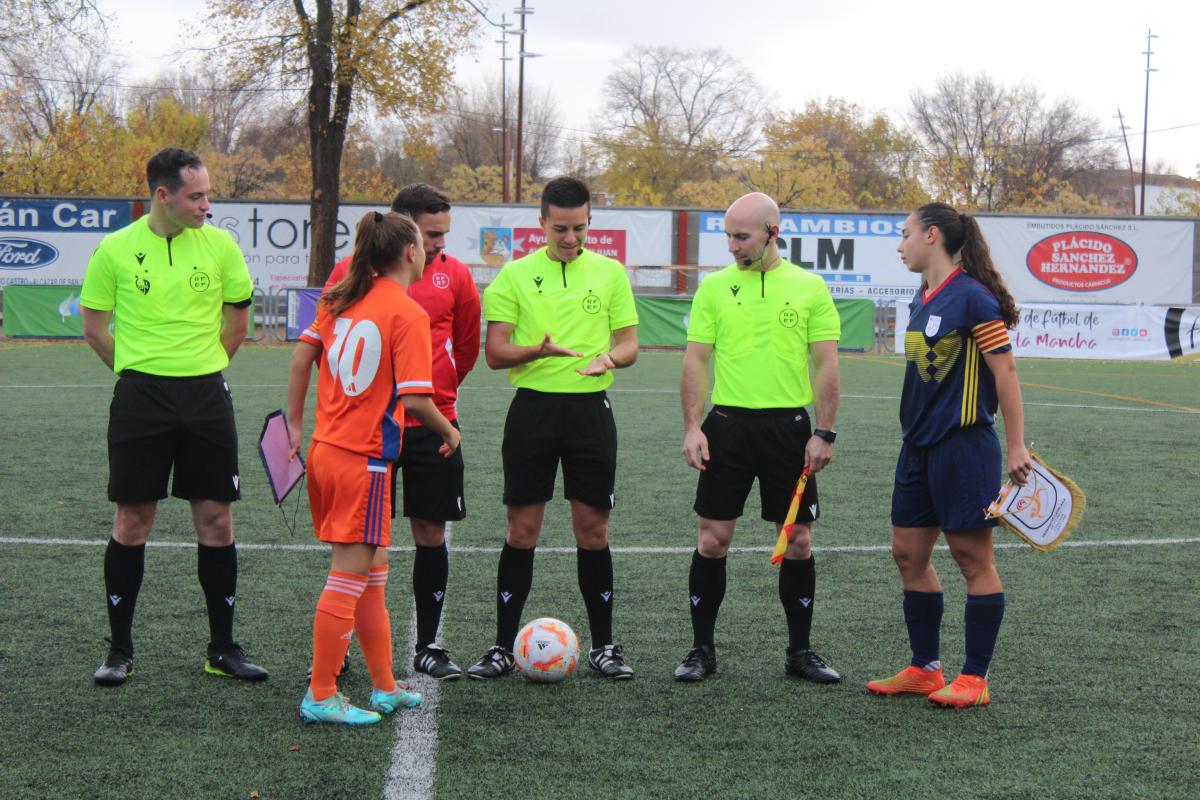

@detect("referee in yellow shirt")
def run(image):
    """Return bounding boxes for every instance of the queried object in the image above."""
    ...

[467,177,640,680]
[81,148,267,687]
[675,192,843,684]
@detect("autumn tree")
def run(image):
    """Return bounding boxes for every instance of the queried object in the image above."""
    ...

[208,0,478,285]
[910,72,1115,211]
[595,45,762,206]
[763,99,928,210]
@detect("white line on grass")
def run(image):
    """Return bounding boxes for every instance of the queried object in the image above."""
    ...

[383,523,451,800]
[2,382,1195,415]
[3,536,1199,554]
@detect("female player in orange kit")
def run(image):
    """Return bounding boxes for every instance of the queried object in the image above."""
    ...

[287,211,461,724]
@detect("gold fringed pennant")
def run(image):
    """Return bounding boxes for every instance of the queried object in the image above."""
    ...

[771,467,811,565]
[985,452,1085,552]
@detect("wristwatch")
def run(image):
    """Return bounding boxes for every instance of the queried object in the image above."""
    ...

[813,428,837,444]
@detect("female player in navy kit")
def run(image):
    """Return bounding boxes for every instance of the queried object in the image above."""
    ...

[867,202,1032,708]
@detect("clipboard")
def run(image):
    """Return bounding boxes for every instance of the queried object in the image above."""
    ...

[258,410,305,505]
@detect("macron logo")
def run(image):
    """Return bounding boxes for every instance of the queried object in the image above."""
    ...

[500,591,513,604]
[800,597,812,608]
[600,591,612,603]
[808,504,818,518]
[690,595,701,607]
[433,591,445,602]
[224,596,236,607]
[109,594,122,606]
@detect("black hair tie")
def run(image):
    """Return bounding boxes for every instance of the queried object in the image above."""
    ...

[374,211,384,223]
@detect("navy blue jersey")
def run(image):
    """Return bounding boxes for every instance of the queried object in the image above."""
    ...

[900,270,1012,446]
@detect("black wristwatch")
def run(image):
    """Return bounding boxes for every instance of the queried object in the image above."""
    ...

[813,428,837,444]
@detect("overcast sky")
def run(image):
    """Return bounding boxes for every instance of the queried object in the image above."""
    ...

[101,0,1198,176]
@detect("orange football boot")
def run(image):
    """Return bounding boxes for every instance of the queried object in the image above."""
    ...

[866,664,946,696]
[928,673,990,708]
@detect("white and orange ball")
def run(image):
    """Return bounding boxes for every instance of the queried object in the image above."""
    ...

[513,617,579,683]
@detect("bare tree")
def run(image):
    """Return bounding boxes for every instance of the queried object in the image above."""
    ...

[437,77,561,181]
[595,45,762,204]
[0,1,118,139]
[910,72,1115,210]
[133,64,273,155]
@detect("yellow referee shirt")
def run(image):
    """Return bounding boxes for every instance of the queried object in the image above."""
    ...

[687,260,839,408]
[483,246,638,392]
[81,216,253,376]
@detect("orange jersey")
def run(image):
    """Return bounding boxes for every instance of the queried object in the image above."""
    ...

[300,277,433,460]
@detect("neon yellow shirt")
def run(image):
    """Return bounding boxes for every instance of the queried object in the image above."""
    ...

[80,216,253,376]
[483,247,638,392]
[687,260,839,408]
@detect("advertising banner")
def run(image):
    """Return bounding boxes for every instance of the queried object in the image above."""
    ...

[894,302,1200,360]
[208,202,675,290]
[451,205,672,269]
[698,212,1195,304]
[983,217,1193,304]
[697,212,915,302]
[2,283,85,336]
[0,198,131,286]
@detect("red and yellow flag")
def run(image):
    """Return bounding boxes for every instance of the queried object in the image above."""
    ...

[770,467,810,565]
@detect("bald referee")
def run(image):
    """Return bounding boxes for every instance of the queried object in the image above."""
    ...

[467,176,640,680]
[674,192,843,684]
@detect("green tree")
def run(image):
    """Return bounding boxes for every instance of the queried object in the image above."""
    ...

[208,0,478,285]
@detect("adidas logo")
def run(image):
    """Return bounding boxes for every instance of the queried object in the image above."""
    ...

[600,591,612,603]
[433,591,445,602]
[800,597,812,608]
[109,594,122,606]
[500,591,513,603]
[537,640,550,650]
[690,595,701,607]
[340,631,353,640]
[224,595,236,607]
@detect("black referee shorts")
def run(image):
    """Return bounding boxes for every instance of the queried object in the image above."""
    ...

[501,388,617,511]
[389,420,466,522]
[693,405,819,523]
[107,370,241,503]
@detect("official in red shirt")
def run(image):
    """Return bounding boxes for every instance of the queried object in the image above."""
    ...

[324,184,481,680]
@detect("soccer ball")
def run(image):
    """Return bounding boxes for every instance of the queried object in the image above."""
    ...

[513,617,579,683]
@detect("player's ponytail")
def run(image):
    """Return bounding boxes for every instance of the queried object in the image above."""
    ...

[324,211,421,317]
[917,202,1019,329]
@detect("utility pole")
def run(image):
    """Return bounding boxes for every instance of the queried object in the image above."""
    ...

[507,1,540,204]
[1115,109,1137,214]
[1139,29,1158,217]
[496,15,512,203]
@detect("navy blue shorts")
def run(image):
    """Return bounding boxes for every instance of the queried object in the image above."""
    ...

[891,425,1000,533]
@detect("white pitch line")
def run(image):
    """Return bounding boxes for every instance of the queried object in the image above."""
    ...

[2,382,1195,415]
[2,536,1198,554]
[383,524,452,800]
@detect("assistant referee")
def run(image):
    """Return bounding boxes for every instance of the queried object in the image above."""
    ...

[466,177,640,680]
[81,147,267,687]
[675,192,843,684]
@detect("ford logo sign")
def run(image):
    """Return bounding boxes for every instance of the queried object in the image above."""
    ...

[0,237,60,270]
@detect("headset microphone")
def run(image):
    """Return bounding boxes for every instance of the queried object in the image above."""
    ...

[740,228,775,268]
[577,247,584,256]
[206,213,213,219]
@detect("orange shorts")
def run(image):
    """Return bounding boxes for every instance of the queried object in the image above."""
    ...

[307,442,393,546]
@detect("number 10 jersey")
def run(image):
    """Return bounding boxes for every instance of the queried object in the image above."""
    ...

[300,277,434,460]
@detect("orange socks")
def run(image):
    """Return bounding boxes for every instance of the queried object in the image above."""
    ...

[310,571,367,701]
[355,565,396,693]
